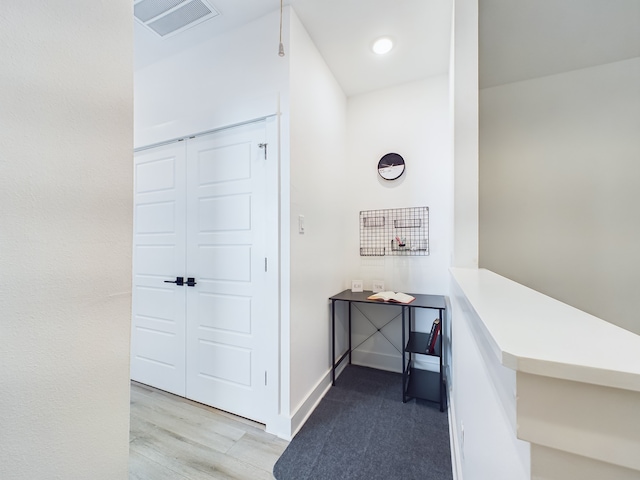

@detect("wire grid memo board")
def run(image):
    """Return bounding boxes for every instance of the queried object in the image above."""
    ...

[359,207,429,256]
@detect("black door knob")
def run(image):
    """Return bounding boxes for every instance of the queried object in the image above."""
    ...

[164,276,184,286]
[186,277,197,287]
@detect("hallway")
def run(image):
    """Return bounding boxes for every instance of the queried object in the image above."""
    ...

[129,382,288,479]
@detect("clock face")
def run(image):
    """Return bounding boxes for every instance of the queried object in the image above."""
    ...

[378,153,405,180]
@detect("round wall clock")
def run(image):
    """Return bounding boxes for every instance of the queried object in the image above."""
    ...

[377,153,405,180]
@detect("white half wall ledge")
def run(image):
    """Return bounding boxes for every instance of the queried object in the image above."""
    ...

[450,267,640,393]
[450,267,640,478]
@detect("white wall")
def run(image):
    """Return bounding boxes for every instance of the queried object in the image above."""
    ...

[0,2,133,479]
[134,10,289,148]
[451,0,479,269]
[343,77,453,372]
[448,0,482,477]
[479,57,640,335]
[286,9,349,424]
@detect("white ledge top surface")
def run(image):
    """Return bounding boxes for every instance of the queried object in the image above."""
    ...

[450,267,640,392]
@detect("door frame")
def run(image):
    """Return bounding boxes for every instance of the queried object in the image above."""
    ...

[132,115,280,431]
[262,116,280,431]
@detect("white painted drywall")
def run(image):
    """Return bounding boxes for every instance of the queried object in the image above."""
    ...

[0,2,133,479]
[343,77,453,372]
[448,0,482,477]
[345,77,453,294]
[451,0,479,269]
[287,9,349,416]
[480,57,640,335]
[134,10,289,148]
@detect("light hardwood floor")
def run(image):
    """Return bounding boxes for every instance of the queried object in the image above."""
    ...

[129,382,289,480]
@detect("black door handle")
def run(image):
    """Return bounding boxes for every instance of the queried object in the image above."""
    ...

[186,277,197,287]
[164,276,184,286]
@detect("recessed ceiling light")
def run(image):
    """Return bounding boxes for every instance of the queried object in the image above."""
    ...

[372,37,393,55]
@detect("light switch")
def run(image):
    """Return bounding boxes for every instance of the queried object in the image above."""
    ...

[298,215,305,234]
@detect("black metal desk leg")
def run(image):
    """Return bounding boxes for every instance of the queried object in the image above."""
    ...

[439,308,444,411]
[348,302,352,364]
[402,305,406,403]
[331,300,336,386]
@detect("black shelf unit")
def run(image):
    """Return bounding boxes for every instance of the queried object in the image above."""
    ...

[329,290,446,412]
[403,324,445,410]
[405,368,441,403]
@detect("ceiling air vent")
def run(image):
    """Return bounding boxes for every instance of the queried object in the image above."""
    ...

[134,0,220,38]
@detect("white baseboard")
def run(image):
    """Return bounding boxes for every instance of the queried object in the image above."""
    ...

[350,350,402,373]
[290,361,353,438]
[448,390,463,480]
[265,413,295,440]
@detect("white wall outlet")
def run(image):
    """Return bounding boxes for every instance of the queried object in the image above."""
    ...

[298,215,305,234]
[372,280,385,293]
[351,280,363,292]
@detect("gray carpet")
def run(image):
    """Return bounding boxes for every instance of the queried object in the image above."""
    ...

[273,365,453,480]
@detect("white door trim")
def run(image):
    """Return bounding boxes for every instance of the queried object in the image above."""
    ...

[134,116,277,153]
[131,114,280,431]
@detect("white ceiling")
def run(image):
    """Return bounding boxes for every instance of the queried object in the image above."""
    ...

[134,0,640,95]
[290,0,453,96]
[480,0,640,88]
[134,0,453,97]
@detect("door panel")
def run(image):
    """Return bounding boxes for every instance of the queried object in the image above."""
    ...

[135,157,176,192]
[199,245,252,281]
[185,121,267,422]
[197,293,252,333]
[198,195,252,231]
[135,201,176,234]
[134,323,181,367]
[135,285,178,321]
[131,120,270,424]
[134,245,175,276]
[197,341,251,385]
[130,142,187,396]
[197,142,252,184]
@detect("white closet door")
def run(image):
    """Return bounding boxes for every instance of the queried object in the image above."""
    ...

[131,141,187,396]
[185,121,268,422]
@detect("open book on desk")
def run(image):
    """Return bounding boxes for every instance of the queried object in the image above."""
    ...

[367,291,416,304]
